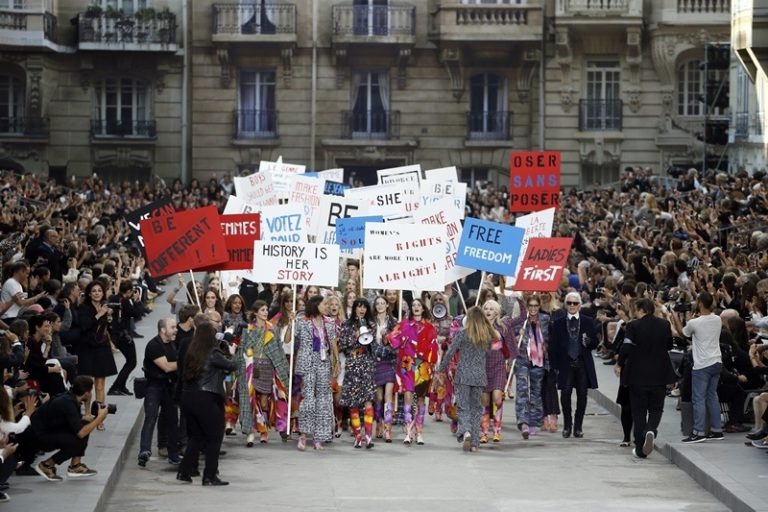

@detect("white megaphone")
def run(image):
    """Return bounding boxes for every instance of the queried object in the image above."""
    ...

[358,319,374,345]
[432,303,447,320]
[462,315,468,328]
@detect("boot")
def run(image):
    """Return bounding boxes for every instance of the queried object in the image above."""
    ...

[480,406,490,444]
[255,411,268,443]
[492,402,503,442]
[363,404,375,449]
[403,405,413,445]
[415,404,426,445]
[383,403,393,443]
[350,408,362,448]
[374,400,384,438]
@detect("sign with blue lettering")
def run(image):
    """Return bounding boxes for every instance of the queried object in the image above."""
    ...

[336,215,384,250]
[456,217,525,275]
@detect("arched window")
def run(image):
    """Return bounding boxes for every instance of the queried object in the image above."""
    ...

[93,77,153,137]
[0,73,25,134]
[469,72,508,139]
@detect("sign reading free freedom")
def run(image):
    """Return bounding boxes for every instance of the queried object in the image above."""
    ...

[455,217,525,276]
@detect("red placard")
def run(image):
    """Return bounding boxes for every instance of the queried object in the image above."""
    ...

[514,237,573,292]
[141,206,228,276]
[205,213,261,271]
[508,151,561,213]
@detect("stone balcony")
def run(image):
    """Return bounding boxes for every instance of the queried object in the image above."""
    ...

[211,3,297,44]
[77,13,178,52]
[331,4,415,46]
[429,1,543,43]
[0,0,58,51]
[649,0,729,29]
[556,0,643,27]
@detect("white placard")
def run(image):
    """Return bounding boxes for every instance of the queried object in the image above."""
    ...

[223,194,258,215]
[317,168,344,182]
[234,172,279,208]
[252,242,340,287]
[513,207,556,282]
[345,183,408,218]
[423,166,458,182]
[377,164,421,215]
[260,204,307,243]
[414,197,475,284]
[313,195,365,244]
[420,180,467,219]
[259,156,306,200]
[363,223,445,291]
[288,175,325,232]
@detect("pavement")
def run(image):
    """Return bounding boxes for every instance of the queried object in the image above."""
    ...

[590,357,768,512]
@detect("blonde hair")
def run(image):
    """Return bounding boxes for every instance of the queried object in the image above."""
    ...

[465,307,493,350]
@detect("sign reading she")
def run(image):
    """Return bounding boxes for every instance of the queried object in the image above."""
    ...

[377,164,421,215]
[508,151,561,213]
[455,217,525,276]
[513,237,573,292]
[141,206,228,276]
[252,242,340,286]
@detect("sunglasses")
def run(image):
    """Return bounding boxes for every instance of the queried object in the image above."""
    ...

[566,301,580,306]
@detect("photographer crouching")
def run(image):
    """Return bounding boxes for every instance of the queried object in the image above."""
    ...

[176,321,236,486]
[17,375,107,481]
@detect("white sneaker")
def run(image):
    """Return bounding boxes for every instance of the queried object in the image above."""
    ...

[416,433,424,445]
[642,431,655,456]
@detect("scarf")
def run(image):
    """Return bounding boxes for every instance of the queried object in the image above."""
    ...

[527,320,544,367]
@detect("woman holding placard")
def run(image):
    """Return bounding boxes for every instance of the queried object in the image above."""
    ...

[514,294,551,439]
[372,295,398,442]
[338,298,377,449]
[295,296,339,451]
[388,298,438,445]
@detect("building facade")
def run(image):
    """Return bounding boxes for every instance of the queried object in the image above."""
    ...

[1,0,736,187]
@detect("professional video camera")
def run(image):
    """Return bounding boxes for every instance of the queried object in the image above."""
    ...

[91,401,117,416]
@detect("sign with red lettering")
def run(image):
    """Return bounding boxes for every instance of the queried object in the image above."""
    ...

[252,242,340,286]
[204,213,261,271]
[141,206,228,276]
[508,151,561,213]
[513,237,573,292]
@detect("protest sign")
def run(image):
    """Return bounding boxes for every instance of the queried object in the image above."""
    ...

[456,217,525,276]
[336,215,384,251]
[415,198,474,284]
[141,206,227,276]
[313,195,364,244]
[512,207,555,281]
[363,223,445,291]
[324,180,348,197]
[420,179,467,219]
[317,168,344,182]
[288,175,324,232]
[260,204,306,243]
[508,151,560,213]
[514,237,573,291]
[345,184,408,218]
[377,164,421,215]
[125,197,175,254]
[259,156,306,200]
[204,213,260,271]
[252,242,340,286]
[423,166,458,182]
[234,172,278,208]
[223,194,258,214]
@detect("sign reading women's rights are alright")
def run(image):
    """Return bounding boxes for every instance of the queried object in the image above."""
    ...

[456,217,525,276]
[363,223,445,291]
[252,242,340,286]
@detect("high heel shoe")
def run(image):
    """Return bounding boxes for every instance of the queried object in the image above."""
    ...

[313,441,324,451]
[354,434,363,449]
[384,425,392,443]
[246,433,255,447]
[297,436,307,451]
[365,435,374,449]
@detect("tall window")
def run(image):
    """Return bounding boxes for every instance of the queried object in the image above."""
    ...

[94,78,151,136]
[677,60,727,117]
[99,0,148,15]
[353,0,388,36]
[350,71,389,137]
[238,70,276,137]
[461,0,526,4]
[469,72,508,139]
[0,0,25,9]
[582,60,621,130]
[0,75,24,134]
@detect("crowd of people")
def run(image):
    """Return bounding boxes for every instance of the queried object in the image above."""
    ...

[0,163,765,494]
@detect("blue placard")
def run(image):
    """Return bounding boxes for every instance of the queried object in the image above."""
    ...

[324,180,348,197]
[336,216,384,250]
[456,217,525,275]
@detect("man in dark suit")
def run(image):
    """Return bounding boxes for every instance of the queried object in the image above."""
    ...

[616,298,677,458]
[550,292,599,438]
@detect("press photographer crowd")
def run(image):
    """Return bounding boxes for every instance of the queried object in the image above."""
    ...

[0,163,765,496]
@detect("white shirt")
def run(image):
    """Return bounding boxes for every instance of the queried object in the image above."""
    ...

[682,313,722,370]
[0,277,23,319]
[567,314,580,322]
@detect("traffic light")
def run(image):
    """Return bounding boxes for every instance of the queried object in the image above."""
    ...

[696,119,729,146]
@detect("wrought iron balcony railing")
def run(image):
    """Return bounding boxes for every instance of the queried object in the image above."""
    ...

[467,110,511,140]
[91,119,157,138]
[0,117,49,137]
[234,109,278,139]
[579,99,623,131]
[341,110,400,139]
[332,4,415,37]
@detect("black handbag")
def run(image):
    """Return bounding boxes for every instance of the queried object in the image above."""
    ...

[133,377,148,399]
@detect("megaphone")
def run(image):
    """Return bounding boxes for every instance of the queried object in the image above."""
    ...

[462,315,468,328]
[358,319,374,345]
[432,303,447,320]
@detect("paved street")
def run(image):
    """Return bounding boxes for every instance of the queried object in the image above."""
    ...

[108,398,729,512]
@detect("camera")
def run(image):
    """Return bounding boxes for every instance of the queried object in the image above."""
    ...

[672,300,692,313]
[90,401,117,416]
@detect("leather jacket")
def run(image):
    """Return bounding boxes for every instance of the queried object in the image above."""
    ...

[183,347,236,397]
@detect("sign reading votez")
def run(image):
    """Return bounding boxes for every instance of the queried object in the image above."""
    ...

[206,214,261,271]
[363,223,445,291]
[508,151,560,213]
[514,237,573,292]
[252,242,340,286]
[456,217,525,276]
[141,206,227,276]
